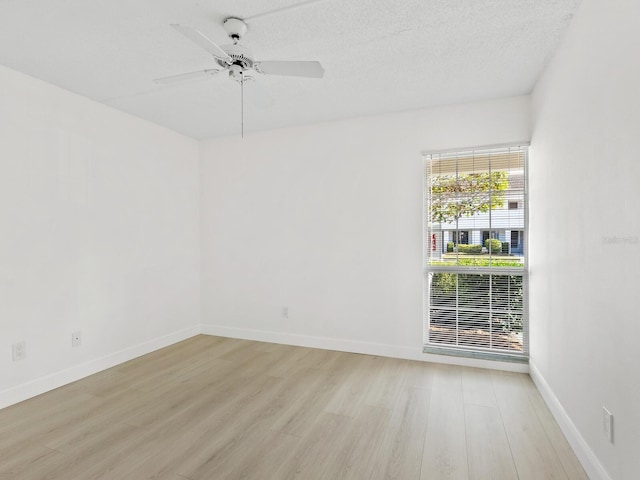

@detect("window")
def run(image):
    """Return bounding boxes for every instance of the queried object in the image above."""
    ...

[456,230,469,244]
[482,230,502,242]
[423,145,528,361]
[508,201,518,209]
[510,230,523,249]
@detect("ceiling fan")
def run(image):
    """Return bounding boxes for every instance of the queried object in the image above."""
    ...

[154,17,325,136]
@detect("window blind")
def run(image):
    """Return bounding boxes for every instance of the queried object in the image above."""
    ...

[423,145,528,360]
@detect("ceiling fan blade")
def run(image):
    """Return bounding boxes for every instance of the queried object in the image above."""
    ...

[256,61,324,78]
[170,24,232,63]
[153,68,223,85]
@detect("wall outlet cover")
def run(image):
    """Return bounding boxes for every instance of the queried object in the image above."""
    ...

[602,406,614,443]
[12,341,26,361]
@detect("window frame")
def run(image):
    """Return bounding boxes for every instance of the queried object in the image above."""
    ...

[422,143,529,362]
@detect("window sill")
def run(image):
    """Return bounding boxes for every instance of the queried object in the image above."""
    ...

[423,345,529,364]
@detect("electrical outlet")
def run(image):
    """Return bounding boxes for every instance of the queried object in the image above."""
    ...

[12,341,26,361]
[72,331,82,347]
[282,306,289,318]
[602,407,614,443]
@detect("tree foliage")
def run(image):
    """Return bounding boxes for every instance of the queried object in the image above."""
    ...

[430,171,509,224]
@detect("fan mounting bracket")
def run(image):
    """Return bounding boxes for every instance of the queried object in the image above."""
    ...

[223,17,248,43]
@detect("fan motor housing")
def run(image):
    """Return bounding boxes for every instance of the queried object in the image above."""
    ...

[217,44,254,69]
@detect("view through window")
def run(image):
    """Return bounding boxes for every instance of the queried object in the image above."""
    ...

[423,145,528,360]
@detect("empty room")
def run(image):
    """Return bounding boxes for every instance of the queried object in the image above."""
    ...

[1,0,638,479]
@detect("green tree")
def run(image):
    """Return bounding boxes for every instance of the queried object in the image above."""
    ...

[430,171,509,224]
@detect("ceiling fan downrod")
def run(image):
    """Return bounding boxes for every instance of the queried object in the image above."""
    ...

[241,71,244,138]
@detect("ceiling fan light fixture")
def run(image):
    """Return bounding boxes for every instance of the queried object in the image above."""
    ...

[228,64,254,83]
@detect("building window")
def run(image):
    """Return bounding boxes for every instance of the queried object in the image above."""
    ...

[482,230,502,243]
[511,230,523,249]
[456,231,469,244]
[508,201,518,209]
[423,145,528,361]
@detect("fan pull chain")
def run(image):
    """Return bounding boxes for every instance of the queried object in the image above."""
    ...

[241,72,244,138]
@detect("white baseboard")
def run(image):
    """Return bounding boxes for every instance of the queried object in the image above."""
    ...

[201,324,528,373]
[0,325,201,410]
[529,360,611,480]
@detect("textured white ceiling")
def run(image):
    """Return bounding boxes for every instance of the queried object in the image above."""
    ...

[0,0,581,139]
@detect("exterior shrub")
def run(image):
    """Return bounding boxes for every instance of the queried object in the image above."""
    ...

[446,242,454,252]
[484,238,502,253]
[457,244,483,254]
[431,258,524,267]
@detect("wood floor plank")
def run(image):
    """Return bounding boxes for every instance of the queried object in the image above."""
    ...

[272,411,355,479]
[43,390,148,452]
[161,375,289,479]
[0,446,61,480]
[380,385,431,479]
[461,367,497,408]
[0,336,587,480]
[324,354,377,417]
[0,386,91,437]
[0,392,102,459]
[18,422,148,480]
[492,371,570,480]
[465,404,519,480]
[524,380,589,479]
[421,364,469,480]
[269,367,341,436]
[400,359,435,389]
[364,356,407,409]
[337,405,392,480]
[183,427,298,480]
[257,345,311,378]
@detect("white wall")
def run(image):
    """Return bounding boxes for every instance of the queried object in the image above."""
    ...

[0,65,201,407]
[199,96,530,369]
[530,0,640,478]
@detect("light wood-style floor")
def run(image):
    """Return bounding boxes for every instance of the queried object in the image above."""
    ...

[0,335,587,480]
